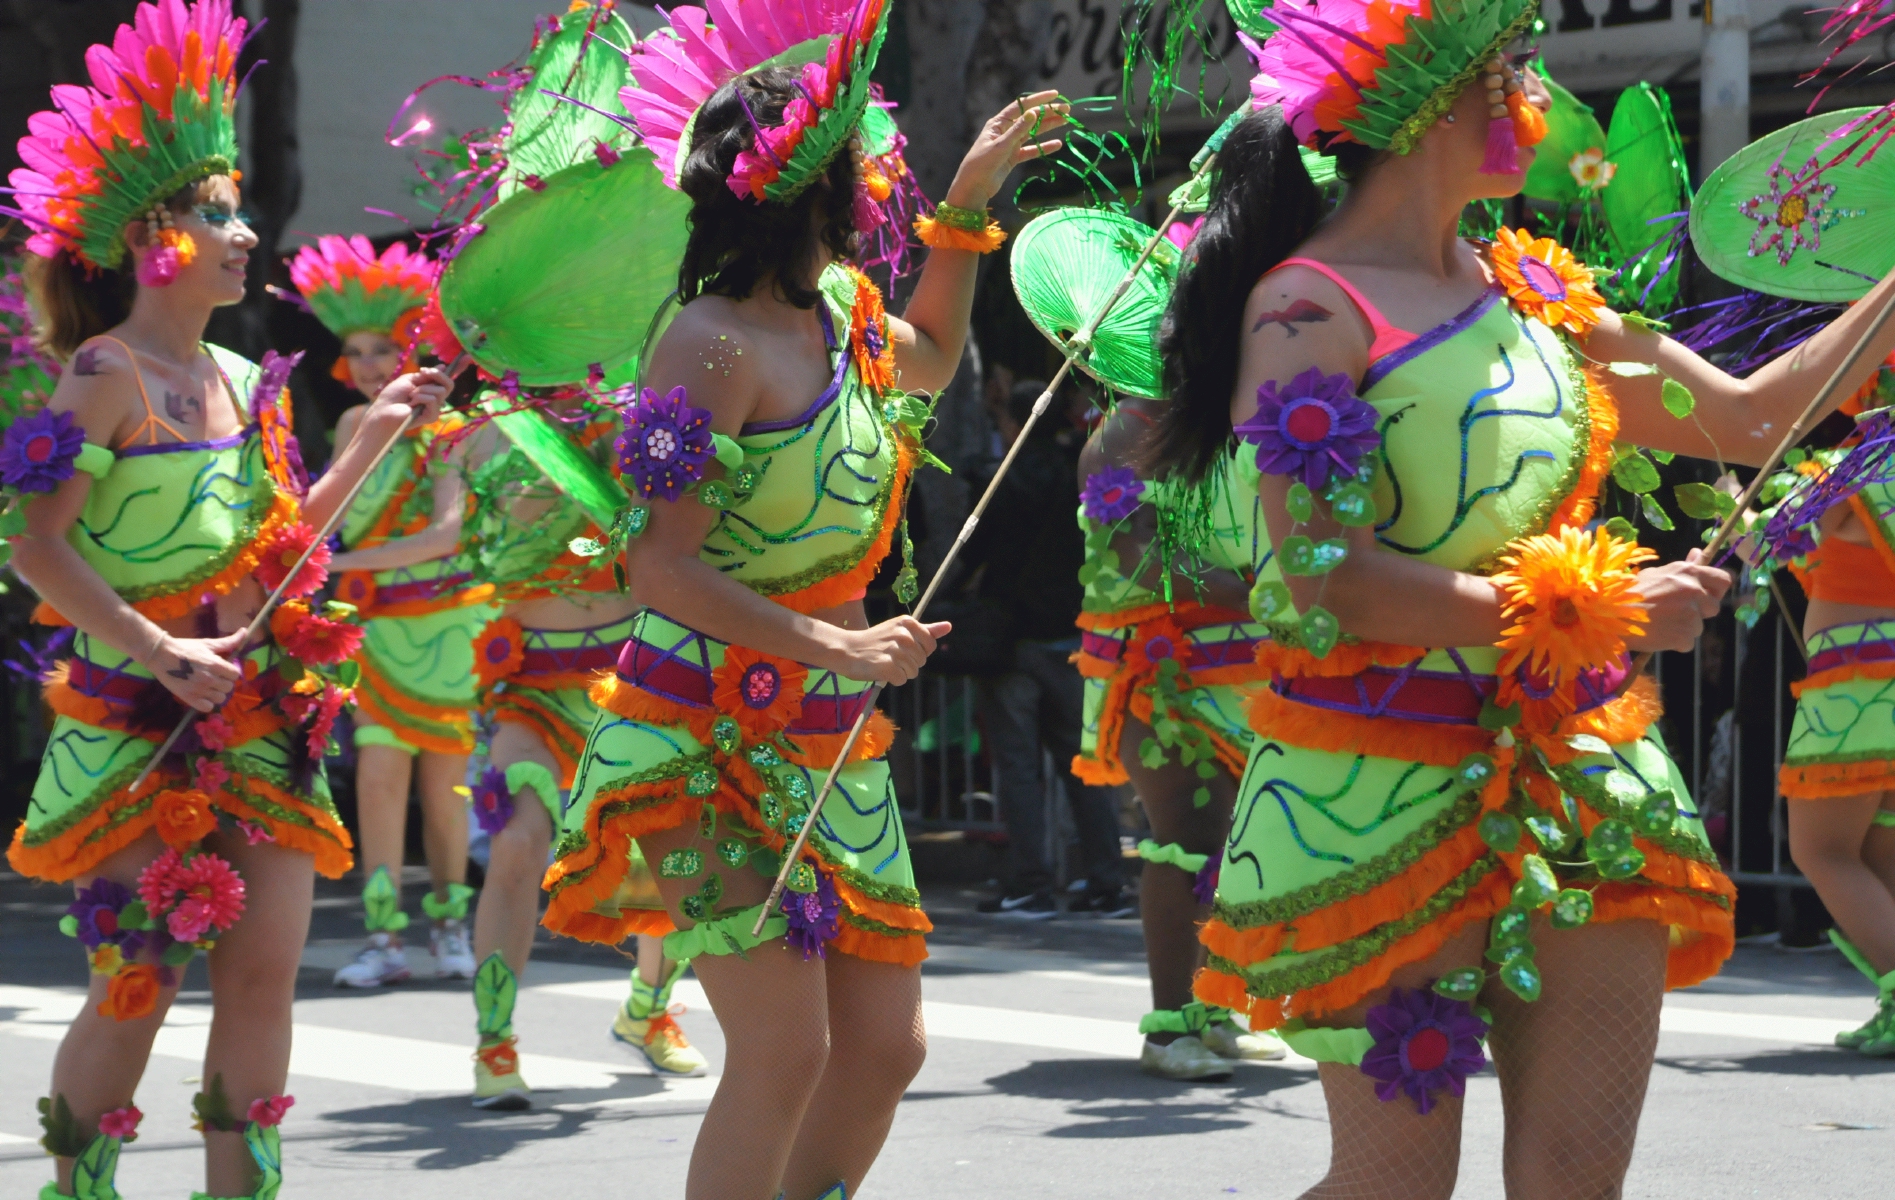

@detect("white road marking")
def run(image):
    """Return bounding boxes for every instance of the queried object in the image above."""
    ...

[1658,1006,1853,1046]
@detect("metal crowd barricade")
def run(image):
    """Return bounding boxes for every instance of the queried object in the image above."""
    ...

[884,673,1004,832]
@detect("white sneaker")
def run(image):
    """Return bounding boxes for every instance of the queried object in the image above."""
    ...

[1202,1019,1287,1061]
[432,919,476,980]
[333,932,411,988]
[1138,1035,1234,1081]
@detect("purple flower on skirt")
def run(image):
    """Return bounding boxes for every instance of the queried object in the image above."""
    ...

[1,408,86,493]
[1234,367,1381,491]
[470,764,513,836]
[1081,466,1145,524]
[618,386,716,501]
[65,877,147,959]
[1360,986,1489,1114]
[781,868,841,960]
[1192,860,1219,906]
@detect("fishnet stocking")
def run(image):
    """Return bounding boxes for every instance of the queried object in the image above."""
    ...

[1296,919,1487,1200]
[1485,915,1668,1200]
[638,821,924,1200]
[1294,911,1669,1200]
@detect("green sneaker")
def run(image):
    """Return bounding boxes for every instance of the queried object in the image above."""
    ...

[1854,999,1895,1058]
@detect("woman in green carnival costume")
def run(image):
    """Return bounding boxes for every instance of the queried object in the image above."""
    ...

[1772,361,1895,1057]
[459,394,708,1107]
[537,1,1065,1195]
[288,234,492,987]
[1144,0,1895,1193]
[0,3,448,1197]
[1073,385,1289,1079]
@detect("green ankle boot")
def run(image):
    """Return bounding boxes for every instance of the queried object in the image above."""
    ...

[472,953,531,1109]
[187,1121,283,1200]
[36,1094,135,1200]
[1827,929,1895,1053]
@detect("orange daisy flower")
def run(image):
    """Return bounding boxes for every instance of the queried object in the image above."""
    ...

[1491,228,1607,339]
[711,646,809,741]
[1491,525,1654,691]
[473,617,527,691]
[845,266,897,395]
[333,571,377,612]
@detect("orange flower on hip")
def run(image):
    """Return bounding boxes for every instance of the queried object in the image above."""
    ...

[474,617,527,691]
[1124,615,1191,676]
[711,646,809,740]
[1491,228,1607,339]
[334,571,377,611]
[1492,526,1653,692]
[98,963,162,1022]
[152,788,218,849]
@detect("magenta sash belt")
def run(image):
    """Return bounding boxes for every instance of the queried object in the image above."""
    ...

[1276,655,1631,726]
[616,627,874,735]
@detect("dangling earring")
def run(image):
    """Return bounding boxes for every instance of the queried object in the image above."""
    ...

[1444,113,1457,124]
[135,204,197,287]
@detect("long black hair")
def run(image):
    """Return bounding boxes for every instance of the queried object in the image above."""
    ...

[676,66,859,310]
[1149,109,1371,482]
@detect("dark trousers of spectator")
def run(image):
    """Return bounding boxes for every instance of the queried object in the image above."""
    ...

[977,639,1125,897]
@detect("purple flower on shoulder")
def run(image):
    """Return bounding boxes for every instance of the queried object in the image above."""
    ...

[781,868,841,960]
[1234,368,1380,491]
[1359,986,1489,1114]
[470,764,513,836]
[65,877,147,960]
[1,409,86,493]
[1081,466,1145,524]
[618,386,716,501]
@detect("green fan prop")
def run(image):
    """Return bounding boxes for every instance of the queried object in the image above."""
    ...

[1011,209,1181,399]
[1522,71,1607,205]
[497,6,639,203]
[1692,107,1895,303]
[478,395,628,530]
[1601,83,1691,312]
[438,149,691,387]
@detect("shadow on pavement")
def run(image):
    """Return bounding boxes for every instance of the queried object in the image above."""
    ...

[319,1075,686,1169]
[1657,1046,1895,1077]
[979,1058,1318,1138]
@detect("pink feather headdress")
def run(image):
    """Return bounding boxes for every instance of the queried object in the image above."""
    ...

[3,0,247,271]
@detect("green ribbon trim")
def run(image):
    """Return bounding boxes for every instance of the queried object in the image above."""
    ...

[361,865,409,933]
[353,723,419,755]
[662,902,788,961]
[74,443,115,480]
[627,956,692,1019]
[1137,839,1209,874]
[503,760,562,824]
[1279,1019,1375,1065]
[420,882,476,922]
[1874,810,1895,829]
[710,432,744,473]
[1829,928,1895,999]
[1138,1002,1213,1036]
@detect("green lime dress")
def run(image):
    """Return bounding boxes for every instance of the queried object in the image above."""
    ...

[1197,279,1736,1031]
[9,345,352,882]
[542,264,932,964]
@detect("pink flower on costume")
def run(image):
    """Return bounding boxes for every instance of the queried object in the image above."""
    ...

[245,1094,294,1127]
[235,819,274,845]
[251,522,331,600]
[196,712,238,752]
[305,685,348,758]
[97,1105,142,1140]
[193,757,230,794]
[137,848,245,944]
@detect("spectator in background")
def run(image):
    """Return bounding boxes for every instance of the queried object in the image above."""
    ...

[963,380,1131,919]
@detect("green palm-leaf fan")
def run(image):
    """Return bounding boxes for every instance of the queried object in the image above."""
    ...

[1601,83,1691,313]
[1011,209,1182,400]
[478,395,627,530]
[438,152,691,386]
[497,5,639,203]
[1691,107,1895,303]
[1523,72,1607,205]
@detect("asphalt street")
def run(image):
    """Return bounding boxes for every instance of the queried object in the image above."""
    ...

[3,869,1892,1199]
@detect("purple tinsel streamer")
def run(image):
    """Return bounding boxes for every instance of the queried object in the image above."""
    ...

[3,626,73,682]
[1192,861,1219,906]
[1670,291,1844,377]
[1751,410,1895,565]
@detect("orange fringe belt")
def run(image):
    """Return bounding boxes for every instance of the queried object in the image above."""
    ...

[540,674,926,966]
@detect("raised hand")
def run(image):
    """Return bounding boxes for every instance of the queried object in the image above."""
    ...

[946,90,1071,210]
